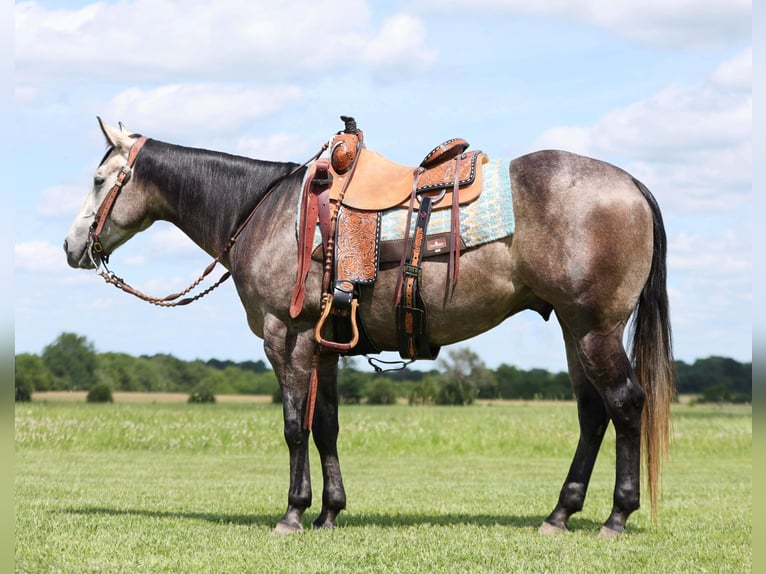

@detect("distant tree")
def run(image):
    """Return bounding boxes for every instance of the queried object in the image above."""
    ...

[42,333,98,390]
[144,354,208,392]
[545,371,574,400]
[366,379,397,405]
[219,366,255,394]
[436,348,489,404]
[15,353,54,399]
[702,383,729,404]
[495,364,524,399]
[206,358,269,373]
[201,369,235,395]
[409,375,441,405]
[250,371,279,395]
[676,357,751,402]
[437,380,475,405]
[98,352,159,392]
[338,357,366,404]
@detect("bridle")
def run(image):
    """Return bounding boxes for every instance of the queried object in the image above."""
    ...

[88,136,148,261]
[87,135,327,307]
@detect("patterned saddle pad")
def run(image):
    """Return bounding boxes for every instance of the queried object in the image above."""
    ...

[297,157,514,258]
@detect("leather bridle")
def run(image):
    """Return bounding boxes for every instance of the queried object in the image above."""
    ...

[88,136,148,262]
[87,135,327,307]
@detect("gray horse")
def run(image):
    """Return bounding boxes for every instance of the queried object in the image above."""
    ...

[64,118,674,537]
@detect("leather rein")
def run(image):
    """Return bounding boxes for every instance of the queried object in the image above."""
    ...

[89,136,327,307]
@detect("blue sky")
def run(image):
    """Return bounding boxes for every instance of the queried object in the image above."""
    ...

[14,0,752,373]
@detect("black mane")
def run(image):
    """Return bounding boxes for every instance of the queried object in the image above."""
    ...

[133,139,301,254]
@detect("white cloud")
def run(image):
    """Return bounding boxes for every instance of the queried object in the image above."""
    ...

[105,84,304,137]
[414,0,750,47]
[15,1,438,85]
[359,14,438,79]
[15,240,68,273]
[533,50,751,214]
[711,48,752,92]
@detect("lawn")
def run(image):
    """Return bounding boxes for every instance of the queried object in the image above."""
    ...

[15,399,751,573]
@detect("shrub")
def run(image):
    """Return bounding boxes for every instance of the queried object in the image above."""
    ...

[86,384,113,403]
[437,381,474,405]
[15,378,33,402]
[188,385,216,404]
[409,377,441,405]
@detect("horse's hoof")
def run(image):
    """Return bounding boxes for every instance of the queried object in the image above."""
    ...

[312,509,340,530]
[271,521,304,535]
[538,521,569,535]
[598,526,623,538]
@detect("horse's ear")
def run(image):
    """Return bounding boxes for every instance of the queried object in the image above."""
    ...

[97,116,134,152]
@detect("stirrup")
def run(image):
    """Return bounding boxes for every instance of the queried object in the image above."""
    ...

[314,293,360,352]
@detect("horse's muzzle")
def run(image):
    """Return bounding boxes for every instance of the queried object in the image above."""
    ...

[64,239,98,269]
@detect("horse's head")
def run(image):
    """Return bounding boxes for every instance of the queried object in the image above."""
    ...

[64,118,155,269]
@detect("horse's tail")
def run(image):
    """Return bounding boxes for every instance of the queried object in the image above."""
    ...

[630,177,676,520]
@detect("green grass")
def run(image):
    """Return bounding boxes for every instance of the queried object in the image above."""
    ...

[16,401,751,573]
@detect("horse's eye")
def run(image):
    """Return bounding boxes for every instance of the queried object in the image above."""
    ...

[94,175,106,187]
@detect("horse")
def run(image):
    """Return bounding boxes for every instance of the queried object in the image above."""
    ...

[64,118,674,537]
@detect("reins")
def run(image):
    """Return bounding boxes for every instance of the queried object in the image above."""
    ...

[91,138,328,307]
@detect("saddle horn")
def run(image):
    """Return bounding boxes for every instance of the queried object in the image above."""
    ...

[340,115,358,134]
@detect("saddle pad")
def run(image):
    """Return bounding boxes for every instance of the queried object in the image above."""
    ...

[381,157,513,247]
[297,157,514,254]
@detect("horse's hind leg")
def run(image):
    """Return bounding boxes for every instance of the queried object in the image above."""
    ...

[310,352,347,529]
[593,332,645,536]
[541,327,609,534]
[542,326,645,536]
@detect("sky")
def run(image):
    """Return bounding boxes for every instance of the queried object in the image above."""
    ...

[14,0,752,374]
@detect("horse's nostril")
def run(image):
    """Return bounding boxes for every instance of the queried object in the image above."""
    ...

[63,239,68,252]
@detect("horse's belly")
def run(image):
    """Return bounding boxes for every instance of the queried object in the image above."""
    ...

[359,239,520,350]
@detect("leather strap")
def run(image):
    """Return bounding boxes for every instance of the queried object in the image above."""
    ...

[393,168,423,306]
[448,153,462,290]
[396,195,439,360]
[290,160,331,318]
[89,136,148,254]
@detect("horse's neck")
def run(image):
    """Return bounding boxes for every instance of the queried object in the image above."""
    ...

[140,141,298,258]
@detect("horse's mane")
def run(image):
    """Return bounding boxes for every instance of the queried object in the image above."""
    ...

[133,139,301,252]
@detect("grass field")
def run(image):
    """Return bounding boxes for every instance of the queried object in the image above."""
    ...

[16,398,751,573]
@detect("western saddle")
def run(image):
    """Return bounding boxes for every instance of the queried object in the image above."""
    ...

[291,116,487,364]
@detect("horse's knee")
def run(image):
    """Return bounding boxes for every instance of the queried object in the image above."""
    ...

[283,415,308,448]
[578,332,643,426]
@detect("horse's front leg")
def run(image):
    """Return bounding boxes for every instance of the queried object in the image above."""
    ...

[263,315,316,534]
[310,351,346,529]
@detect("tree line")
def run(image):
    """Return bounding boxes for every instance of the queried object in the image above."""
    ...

[15,332,751,404]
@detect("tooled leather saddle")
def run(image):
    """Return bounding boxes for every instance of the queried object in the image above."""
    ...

[290,116,487,362]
